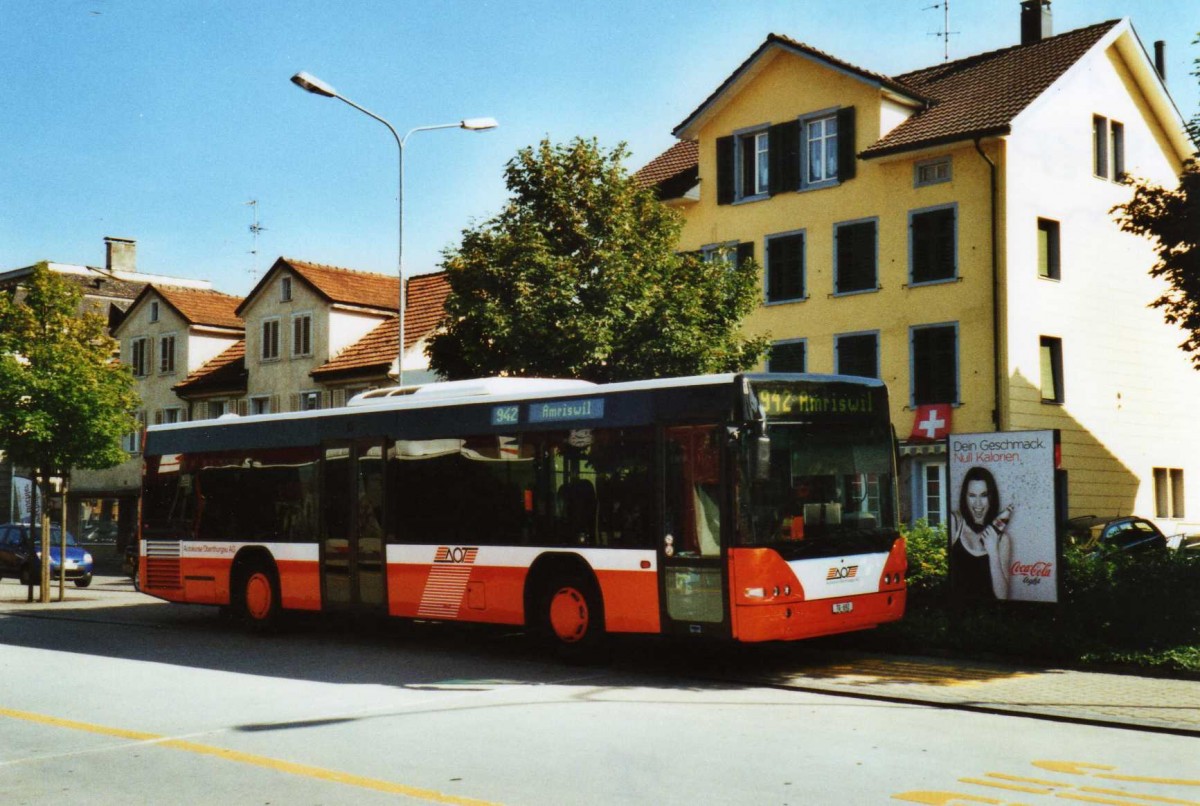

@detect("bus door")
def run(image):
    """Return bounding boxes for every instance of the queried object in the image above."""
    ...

[659,425,730,637]
[321,440,387,612]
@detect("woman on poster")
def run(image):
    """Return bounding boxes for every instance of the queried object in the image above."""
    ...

[949,466,1013,600]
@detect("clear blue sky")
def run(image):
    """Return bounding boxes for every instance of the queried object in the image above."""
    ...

[2,0,1196,297]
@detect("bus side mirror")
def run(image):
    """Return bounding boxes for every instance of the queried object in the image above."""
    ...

[754,434,772,481]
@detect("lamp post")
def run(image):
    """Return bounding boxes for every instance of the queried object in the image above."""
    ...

[290,71,496,387]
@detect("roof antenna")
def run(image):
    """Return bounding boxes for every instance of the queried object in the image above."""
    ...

[924,1,959,61]
[245,200,266,282]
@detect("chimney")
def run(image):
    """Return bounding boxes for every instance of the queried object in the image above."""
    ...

[1154,40,1167,81]
[104,237,136,275]
[1020,0,1052,46]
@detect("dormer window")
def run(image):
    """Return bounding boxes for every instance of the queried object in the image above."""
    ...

[715,107,855,204]
[281,276,293,302]
[804,113,838,185]
[741,129,770,198]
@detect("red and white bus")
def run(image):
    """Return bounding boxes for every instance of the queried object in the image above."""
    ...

[138,373,906,648]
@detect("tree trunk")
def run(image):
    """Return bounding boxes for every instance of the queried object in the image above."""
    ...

[58,477,69,601]
[38,474,51,603]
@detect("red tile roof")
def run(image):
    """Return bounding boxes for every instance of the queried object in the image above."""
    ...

[312,272,450,379]
[284,258,400,311]
[404,272,451,347]
[172,340,247,395]
[642,21,1122,189]
[155,286,244,329]
[237,258,402,316]
[863,20,1119,158]
[634,140,699,190]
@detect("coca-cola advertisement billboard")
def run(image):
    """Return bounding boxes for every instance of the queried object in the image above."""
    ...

[947,430,1059,603]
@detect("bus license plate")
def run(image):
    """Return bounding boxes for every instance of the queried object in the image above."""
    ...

[832,602,853,614]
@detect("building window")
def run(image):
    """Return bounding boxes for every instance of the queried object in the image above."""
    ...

[835,332,879,379]
[298,391,322,412]
[1093,115,1109,178]
[158,334,176,374]
[700,241,754,269]
[914,157,951,187]
[1111,121,1125,180]
[834,219,877,295]
[123,411,146,453]
[1153,468,1185,519]
[149,301,159,323]
[918,462,947,526]
[716,127,771,203]
[1040,336,1064,403]
[739,129,770,198]
[765,231,805,303]
[281,276,293,302]
[1038,218,1061,280]
[804,114,838,185]
[292,313,313,358]
[768,340,806,373]
[250,396,272,415]
[209,400,229,419]
[911,324,959,406]
[700,241,738,265]
[261,318,280,361]
[909,205,957,284]
[129,337,149,377]
[155,407,181,425]
[1093,115,1125,181]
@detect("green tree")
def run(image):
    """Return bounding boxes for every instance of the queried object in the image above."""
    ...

[0,263,139,600]
[1112,34,1200,366]
[428,137,768,383]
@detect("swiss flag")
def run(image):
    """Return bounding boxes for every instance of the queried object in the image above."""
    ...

[911,404,952,440]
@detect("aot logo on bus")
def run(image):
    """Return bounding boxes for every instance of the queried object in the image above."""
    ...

[434,547,479,564]
[826,564,859,582]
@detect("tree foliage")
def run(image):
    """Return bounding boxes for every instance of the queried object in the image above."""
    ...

[0,263,139,478]
[1112,34,1200,366]
[428,137,768,383]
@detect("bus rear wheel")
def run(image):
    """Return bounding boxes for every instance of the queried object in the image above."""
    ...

[539,574,606,660]
[236,561,281,631]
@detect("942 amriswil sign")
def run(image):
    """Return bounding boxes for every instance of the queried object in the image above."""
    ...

[947,430,1059,603]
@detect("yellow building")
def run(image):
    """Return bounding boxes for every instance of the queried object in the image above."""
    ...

[639,5,1197,533]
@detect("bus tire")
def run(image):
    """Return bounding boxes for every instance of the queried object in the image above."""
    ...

[538,573,607,661]
[235,560,281,632]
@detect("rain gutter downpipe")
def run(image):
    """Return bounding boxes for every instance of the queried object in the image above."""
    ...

[975,137,1002,431]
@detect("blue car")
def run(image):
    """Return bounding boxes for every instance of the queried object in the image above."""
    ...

[0,523,94,588]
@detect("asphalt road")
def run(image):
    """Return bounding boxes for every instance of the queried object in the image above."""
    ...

[2,576,1198,805]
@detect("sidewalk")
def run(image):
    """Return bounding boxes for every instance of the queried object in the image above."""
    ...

[0,574,150,610]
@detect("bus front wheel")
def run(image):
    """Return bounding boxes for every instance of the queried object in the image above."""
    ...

[235,561,281,631]
[538,574,606,659]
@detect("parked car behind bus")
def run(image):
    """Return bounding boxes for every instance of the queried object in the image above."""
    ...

[0,523,94,587]
[1065,515,1168,556]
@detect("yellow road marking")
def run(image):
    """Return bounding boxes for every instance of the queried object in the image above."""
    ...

[1,707,500,805]
[1079,786,1200,805]
[1098,776,1200,788]
[959,776,1053,794]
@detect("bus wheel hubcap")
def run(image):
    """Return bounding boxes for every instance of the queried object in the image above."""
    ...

[245,573,272,620]
[549,587,588,642]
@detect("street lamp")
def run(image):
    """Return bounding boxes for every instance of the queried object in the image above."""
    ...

[289,71,497,387]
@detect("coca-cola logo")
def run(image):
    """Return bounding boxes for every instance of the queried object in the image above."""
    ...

[1010,560,1053,585]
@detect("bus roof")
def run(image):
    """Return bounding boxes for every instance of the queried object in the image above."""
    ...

[145,372,886,456]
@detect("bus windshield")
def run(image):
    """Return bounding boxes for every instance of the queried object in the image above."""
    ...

[740,419,895,546]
